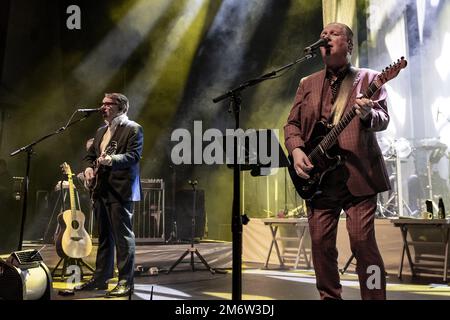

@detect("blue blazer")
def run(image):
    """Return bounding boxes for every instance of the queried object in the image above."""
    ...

[84,118,143,203]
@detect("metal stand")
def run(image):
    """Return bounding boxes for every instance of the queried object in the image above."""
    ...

[340,254,355,274]
[425,156,439,212]
[212,51,317,300]
[166,166,179,244]
[10,111,93,251]
[378,154,413,217]
[166,180,215,274]
[51,257,95,280]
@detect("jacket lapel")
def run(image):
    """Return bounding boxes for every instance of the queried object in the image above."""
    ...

[96,126,108,152]
[345,68,361,112]
[310,69,326,121]
[110,120,126,145]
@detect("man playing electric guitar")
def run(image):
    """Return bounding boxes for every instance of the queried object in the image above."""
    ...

[284,23,392,300]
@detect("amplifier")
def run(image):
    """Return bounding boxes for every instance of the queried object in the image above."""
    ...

[134,179,165,240]
[141,178,164,189]
[0,249,52,300]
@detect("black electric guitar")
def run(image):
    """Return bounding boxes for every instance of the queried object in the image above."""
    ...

[86,141,118,197]
[55,162,92,259]
[288,57,408,200]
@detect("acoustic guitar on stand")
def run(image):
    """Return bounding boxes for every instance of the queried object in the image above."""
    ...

[55,162,92,259]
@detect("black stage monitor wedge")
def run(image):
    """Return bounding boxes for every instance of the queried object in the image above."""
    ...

[0,249,52,300]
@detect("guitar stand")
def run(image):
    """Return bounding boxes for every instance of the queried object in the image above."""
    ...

[51,257,95,280]
[339,254,355,275]
[339,253,388,277]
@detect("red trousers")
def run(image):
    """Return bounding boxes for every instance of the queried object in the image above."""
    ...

[307,187,386,300]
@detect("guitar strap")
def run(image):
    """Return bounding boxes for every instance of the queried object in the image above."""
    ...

[330,67,358,125]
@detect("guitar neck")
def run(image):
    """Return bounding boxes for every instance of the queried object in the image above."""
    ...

[309,81,379,159]
[68,174,77,215]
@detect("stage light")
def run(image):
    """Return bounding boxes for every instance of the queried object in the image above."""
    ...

[125,0,207,114]
[430,0,440,8]
[74,0,172,96]
[417,0,426,43]
[435,33,450,81]
[384,17,407,63]
[0,249,52,300]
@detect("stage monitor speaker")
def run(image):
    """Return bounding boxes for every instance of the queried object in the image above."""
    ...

[0,249,52,300]
[175,189,205,241]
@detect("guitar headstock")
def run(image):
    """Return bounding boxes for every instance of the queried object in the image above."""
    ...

[60,162,73,177]
[374,56,408,87]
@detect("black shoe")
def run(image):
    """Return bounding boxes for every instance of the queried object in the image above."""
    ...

[105,280,132,298]
[75,278,108,291]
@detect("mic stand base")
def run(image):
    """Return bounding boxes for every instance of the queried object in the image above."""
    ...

[166,246,216,275]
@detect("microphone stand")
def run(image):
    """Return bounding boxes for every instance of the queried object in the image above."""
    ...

[212,51,317,300]
[10,111,95,251]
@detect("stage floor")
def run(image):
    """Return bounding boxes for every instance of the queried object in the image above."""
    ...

[17,242,450,300]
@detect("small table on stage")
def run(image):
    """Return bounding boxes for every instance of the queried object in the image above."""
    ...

[391,218,450,281]
[262,218,311,269]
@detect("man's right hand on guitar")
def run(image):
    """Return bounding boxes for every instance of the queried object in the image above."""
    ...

[84,167,95,183]
[292,148,313,179]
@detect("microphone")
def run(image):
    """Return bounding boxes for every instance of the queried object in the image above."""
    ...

[77,108,101,113]
[304,38,329,53]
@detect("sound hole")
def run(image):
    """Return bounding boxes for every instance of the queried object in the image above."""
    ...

[71,220,79,229]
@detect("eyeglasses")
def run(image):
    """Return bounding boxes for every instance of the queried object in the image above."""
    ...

[101,102,118,106]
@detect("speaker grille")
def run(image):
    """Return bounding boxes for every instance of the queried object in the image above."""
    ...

[9,249,42,268]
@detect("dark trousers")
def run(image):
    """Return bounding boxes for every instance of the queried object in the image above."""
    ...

[93,198,135,283]
[307,175,386,300]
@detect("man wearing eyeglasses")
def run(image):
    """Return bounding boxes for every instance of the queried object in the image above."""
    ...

[77,93,143,298]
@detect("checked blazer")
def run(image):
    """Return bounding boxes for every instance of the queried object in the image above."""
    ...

[284,67,391,197]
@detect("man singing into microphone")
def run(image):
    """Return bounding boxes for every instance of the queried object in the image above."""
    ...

[284,23,390,300]
[76,93,143,298]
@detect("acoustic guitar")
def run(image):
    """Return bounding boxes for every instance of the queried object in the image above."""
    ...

[85,141,117,199]
[55,162,92,259]
[288,57,408,200]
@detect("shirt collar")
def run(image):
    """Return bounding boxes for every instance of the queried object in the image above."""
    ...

[326,63,351,80]
[105,113,128,129]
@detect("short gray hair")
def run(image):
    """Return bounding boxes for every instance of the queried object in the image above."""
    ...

[326,22,353,45]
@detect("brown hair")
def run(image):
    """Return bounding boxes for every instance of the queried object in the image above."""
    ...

[104,93,129,113]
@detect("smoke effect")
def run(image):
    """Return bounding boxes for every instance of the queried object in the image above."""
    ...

[174,0,272,129]
[366,0,450,214]
[74,0,172,100]
[125,0,206,118]
[142,0,274,175]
